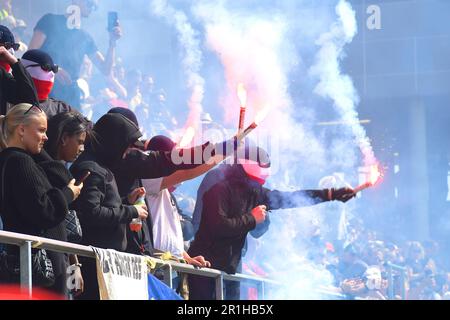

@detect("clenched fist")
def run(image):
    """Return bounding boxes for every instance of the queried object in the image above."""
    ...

[251,205,267,224]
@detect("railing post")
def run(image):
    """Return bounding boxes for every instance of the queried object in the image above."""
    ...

[260,281,265,300]
[20,240,32,297]
[215,274,224,300]
[163,264,173,289]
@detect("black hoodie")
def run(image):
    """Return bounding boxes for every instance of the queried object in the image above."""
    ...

[70,113,140,251]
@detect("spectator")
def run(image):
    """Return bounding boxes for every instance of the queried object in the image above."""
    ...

[188,145,356,300]
[337,244,368,281]
[21,49,77,118]
[40,111,91,297]
[0,25,38,115]
[70,113,149,300]
[29,0,122,109]
[423,240,440,274]
[0,103,82,288]
[405,241,427,285]
[0,0,14,29]
[44,111,90,163]
[106,107,247,259]
[142,135,217,265]
[125,69,143,111]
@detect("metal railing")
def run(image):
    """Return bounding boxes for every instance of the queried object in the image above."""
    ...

[1,230,408,300]
[386,262,408,300]
[0,230,277,300]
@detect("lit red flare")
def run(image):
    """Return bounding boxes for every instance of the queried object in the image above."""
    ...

[237,83,247,109]
[354,164,383,193]
[236,108,269,141]
[237,83,247,132]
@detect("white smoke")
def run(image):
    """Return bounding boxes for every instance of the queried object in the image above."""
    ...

[150,0,205,130]
[193,1,328,175]
[192,0,355,300]
[310,0,377,167]
[145,0,375,299]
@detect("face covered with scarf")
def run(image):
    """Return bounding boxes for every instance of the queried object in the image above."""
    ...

[21,49,58,101]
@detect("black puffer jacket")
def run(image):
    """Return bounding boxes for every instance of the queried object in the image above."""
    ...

[70,113,140,251]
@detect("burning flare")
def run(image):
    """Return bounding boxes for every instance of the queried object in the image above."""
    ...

[237,83,247,133]
[354,164,383,193]
[236,108,271,141]
[237,83,248,108]
[368,164,382,185]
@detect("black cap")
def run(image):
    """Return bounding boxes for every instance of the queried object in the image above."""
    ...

[22,49,55,66]
[0,25,15,43]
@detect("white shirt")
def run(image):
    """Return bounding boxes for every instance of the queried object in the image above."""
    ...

[142,178,184,258]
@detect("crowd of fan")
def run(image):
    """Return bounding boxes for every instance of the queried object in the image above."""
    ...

[0,0,448,301]
[0,0,184,139]
[239,216,450,300]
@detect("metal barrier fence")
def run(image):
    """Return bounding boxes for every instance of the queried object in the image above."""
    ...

[0,230,278,300]
[0,230,408,300]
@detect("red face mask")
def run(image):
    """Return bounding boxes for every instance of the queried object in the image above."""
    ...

[0,61,11,73]
[21,59,55,101]
[32,78,54,101]
[238,159,271,185]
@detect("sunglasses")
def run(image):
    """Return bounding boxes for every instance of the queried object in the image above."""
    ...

[24,105,43,115]
[26,63,59,73]
[1,42,20,51]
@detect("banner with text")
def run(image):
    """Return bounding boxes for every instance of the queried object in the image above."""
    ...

[93,247,148,300]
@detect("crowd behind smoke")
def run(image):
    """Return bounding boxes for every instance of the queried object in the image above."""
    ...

[1,0,449,299]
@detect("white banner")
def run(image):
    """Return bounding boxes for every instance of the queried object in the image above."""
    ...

[93,247,149,300]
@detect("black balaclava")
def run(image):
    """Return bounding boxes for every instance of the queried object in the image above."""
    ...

[108,107,139,128]
[90,113,142,167]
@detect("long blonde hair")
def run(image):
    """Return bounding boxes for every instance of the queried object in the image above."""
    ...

[0,103,45,151]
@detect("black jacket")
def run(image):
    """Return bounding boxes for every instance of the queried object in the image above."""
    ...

[33,151,73,243]
[70,114,141,251]
[0,148,71,251]
[188,164,330,274]
[32,150,75,294]
[0,61,39,115]
[112,140,236,256]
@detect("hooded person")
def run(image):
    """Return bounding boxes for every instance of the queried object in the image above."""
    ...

[0,25,38,115]
[188,143,357,300]
[105,107,238,261]
[21,49,75,118]
[69,113,149,300]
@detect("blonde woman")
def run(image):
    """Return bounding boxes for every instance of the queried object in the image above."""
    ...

[0,103,82,290]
